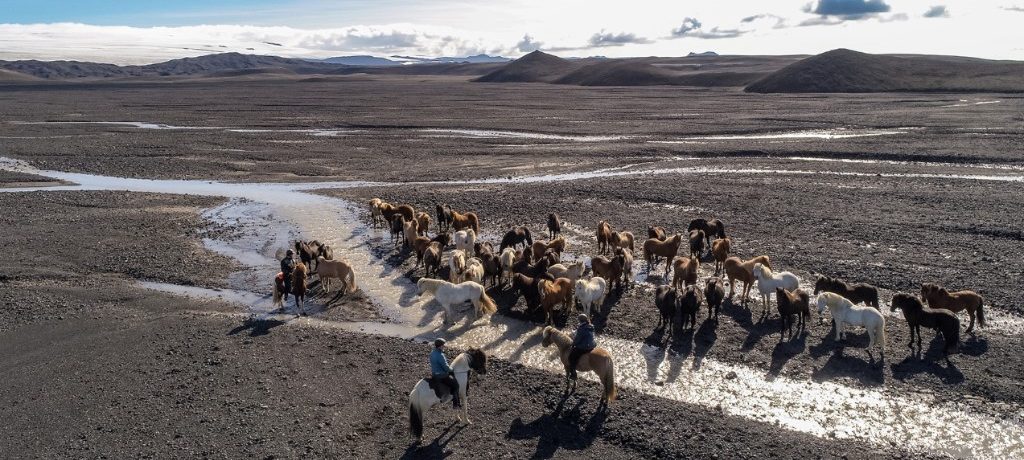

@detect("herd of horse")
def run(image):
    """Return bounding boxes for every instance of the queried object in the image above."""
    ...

[276,197,988,441]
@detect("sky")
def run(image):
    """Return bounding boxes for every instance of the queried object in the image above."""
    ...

[1,0,1023,64]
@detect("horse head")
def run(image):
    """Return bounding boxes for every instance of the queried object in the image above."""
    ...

[541,326,555,347]
[467,348,488,374]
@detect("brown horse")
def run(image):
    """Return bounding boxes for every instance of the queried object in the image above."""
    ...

[921,283,985,332]
[642,234,683,276]
[647,225,667,241]
[776,287,810,341]
[711,238,731,275]
[412,236,432,267]
[390,216,405,247]
[397,204,416,223]
[435,204,453,233]
[501,227,533,252]
[402,218,418,249]
[705,277,725,319]
[688,229,706,260]
[379,202,399,224]
[541,326,616,404]
[423,243,443,278]
[688,218,726,246]
[672,256,699,290]
[610,231,635,253]
[539,278,574,324]
[591,254,624,292]
[512,273,544,311]
[723,255,771,306]
[814,276,880,309]
[547,213,561,239]
[531,237,567,262]
[449,209,480,234]
[292,262,308,316]
[891,293,960,355]
[294,240,322,272]
[596,221,613,253]
[415,212,431,236]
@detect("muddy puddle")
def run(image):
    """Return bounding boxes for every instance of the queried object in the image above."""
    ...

[2,157,1023,458]
[665,127,918,141]
[418,128,635,142]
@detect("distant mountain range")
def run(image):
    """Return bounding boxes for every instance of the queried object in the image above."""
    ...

[2,49,1022,93]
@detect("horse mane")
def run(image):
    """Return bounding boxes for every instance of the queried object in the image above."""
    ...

[417,277,446,294]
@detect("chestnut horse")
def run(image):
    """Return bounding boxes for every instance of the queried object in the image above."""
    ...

[921,283,985,332]
[610,231,635,253]
[415,212,431,236]
[449,209,480,234]
[539,278,574,324]
[292,262,308,316]
[723,255,771,306]
[688,218,726,246]
[596,221,613,253]
[711,238,731,275]
[591,253,624,292]
[642,234,683,276]
[672,256,699,290]
[647,225,667,241]
[541,326,617,405]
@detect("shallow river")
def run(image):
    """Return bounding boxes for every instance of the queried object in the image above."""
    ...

[2,156,1023,459]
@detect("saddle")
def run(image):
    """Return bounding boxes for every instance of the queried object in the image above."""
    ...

[426,376,454,402]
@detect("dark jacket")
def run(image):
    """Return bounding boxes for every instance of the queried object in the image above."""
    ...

[281,256,295,275]
[573,323,597,349]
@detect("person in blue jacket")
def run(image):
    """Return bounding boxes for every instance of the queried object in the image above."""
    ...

[568,314,597,380]
[430,339,460,408]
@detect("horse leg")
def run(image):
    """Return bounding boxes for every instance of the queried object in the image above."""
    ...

[966,309,976,333]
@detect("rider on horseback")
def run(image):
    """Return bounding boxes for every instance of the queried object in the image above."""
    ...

[430,339,461,408]
[280,249,295,304]
[568,314,597,380]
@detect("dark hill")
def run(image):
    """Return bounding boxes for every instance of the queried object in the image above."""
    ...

[0,53,337,79]
[746,48,1024,93]
[474,50,580,83]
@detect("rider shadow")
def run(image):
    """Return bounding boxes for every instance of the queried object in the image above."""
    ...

[691,317,718,371]
[227,317,286,337]
[506,394,608,459]
[401,421,464,460]
[766,330,808,380]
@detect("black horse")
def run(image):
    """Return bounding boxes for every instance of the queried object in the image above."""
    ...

[499,226,533,252]
[891,293,960,355]
[547,213,562,239]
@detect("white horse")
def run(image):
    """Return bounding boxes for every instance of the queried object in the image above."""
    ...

[454,229,476,256]
[448,249,467,283]
[753,262,799,315]
[409,348,488,443]
[498,247,516,286]
[547,261,586,282]
[817,292,886,360]
[463,257,485,284]
[575,277,607,317]
[417,278,497,325]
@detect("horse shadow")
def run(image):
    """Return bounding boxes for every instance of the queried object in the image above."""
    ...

[400,422,464,460]
[889,334,965,385]
[692,317,718,370]
[767,331,808,380]
[505,393,608,459]
[591,289,624,334]
[227,317,286,337]
[723,298,774,352]
[809,329,886,385]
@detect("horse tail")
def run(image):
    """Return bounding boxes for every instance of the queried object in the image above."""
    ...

[409,395,423,439]
[347,269,358,294]
[478,289,498,315]
[977,298,986,328]
[601,358,617,402]
[272,282,282,307]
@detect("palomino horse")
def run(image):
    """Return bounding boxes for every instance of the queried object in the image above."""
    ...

[403,218,419,249]
[921,283,985,333]
[448,250,468,283]
[596,221,613,253]
[292,262,308,316]
[642,234,683,276]
[315,256,357,294]
[891,293,960,355]
[723,255,771,306]
[498,248,517,286]
[415,212,431,236]
[547,261,586,282]
[417,278,497,325]
[409,348,488,443]
[462,257,486,285]
[753,263,799,316]
[817,292,886,361]
[541,326,617,405]
[449,209,480,234]
[547,213,561,239]
[500,227,533,252]
[776,287,810,341]
[397,204,416,223]
[369,198,384,227]
[814,276,880,309]
[575,277,607,318]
